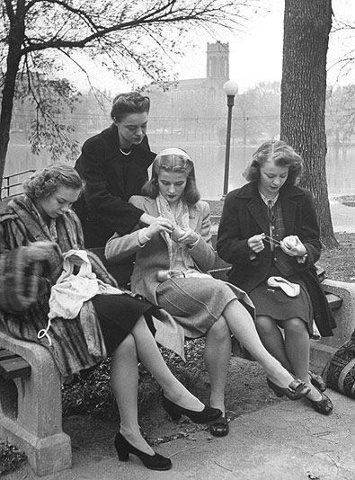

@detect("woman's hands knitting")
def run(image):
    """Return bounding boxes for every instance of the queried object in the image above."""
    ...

[173,228,199,247]
[280,235,307,257]
[247,233,266,253]
[143,217,174,240]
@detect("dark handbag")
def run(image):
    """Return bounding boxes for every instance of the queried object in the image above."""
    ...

[325,329,355,398]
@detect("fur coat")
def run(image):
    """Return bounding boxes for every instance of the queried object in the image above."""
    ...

[0,195,117,378]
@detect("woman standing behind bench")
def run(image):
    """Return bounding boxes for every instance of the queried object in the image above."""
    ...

[217,140,334,415]
[0,165,222,472]
[105,148,311,438]
[74,92,157,249]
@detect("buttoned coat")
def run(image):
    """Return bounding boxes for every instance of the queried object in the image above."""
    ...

[217,181,335,336]
[74,124,156,248]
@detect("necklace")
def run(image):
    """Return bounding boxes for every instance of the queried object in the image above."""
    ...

[119,148,132,156]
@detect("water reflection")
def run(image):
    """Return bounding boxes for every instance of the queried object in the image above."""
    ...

[5,134,355,201]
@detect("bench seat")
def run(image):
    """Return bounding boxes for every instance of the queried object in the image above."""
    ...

[0,348,31,380]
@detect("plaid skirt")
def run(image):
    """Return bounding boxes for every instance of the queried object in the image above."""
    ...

[156,277,240,338]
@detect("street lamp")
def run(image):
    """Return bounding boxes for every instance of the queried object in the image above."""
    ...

[222,80,238,198]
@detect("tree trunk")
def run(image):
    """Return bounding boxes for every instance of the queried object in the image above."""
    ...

[0,1,26,195]
[280,0,338,248]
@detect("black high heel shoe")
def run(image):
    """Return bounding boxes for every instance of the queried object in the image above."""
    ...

[267,378,311,400]
[306,390,333,415]
[209,415,229,437]
[162,396,222,424]
[114,432,172,471]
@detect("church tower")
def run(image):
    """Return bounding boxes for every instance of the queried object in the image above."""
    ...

[206,42,229,85]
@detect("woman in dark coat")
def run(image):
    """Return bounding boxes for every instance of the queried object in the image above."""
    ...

[0,165,221,472]
[217,140,334,415]
[74,92,157,249]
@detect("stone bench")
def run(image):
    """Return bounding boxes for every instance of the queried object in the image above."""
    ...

[0,332,71,476]
[0,249,353,476]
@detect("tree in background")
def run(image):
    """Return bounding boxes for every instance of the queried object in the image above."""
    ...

[0,0,256,192]
[236,81,280,144]
[280,0,338,247]
[326,85,355,145]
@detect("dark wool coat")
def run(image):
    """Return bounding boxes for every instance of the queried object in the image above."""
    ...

[0,196,116,378]
[217,182,335,336]
[74,124,156,248]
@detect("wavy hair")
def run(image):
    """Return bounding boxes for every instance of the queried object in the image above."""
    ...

[243,140,303,186]
[142,148,200,205]
[111,92,150,122]
[23,164,83,201]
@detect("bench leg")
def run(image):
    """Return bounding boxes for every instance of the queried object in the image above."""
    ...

[0,339,71,476]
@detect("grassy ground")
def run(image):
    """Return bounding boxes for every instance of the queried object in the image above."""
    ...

[2,231,355,474]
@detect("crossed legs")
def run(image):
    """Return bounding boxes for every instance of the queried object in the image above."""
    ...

[203,298,301,416]
[221,299,297,387]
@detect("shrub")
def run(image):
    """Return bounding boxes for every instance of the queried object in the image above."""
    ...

[0,442,27,475]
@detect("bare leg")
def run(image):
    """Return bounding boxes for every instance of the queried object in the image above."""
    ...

[110,315,208,455]
[222,300,296,387]
[130,316,204,411]
[204,316,231,415]
[284,318,322,401]
[255,315,292,370]
[111,333,154,455]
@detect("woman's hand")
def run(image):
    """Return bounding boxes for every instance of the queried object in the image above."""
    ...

[280,235,307,257]
[27,241,56,262]
[140,212,159,226]
[174,228,199,247]
[145,217,173,239]
[247,233,266,253]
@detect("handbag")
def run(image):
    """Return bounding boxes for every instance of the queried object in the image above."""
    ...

[325,329,355,398]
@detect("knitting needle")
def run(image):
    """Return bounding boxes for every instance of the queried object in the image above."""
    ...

[263,235,282,246]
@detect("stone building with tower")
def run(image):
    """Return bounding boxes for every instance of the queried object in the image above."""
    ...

[148,42,230,141]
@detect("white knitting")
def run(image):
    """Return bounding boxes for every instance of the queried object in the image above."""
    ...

[38,250,124,345]
[266,276,300,297]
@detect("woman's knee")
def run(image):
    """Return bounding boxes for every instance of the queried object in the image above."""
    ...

[255,315,275,334]
[208,316,230,342]
[284,318,307,335]
[114,333,137,359]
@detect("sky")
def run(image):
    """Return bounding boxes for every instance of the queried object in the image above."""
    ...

[72,0,354,94]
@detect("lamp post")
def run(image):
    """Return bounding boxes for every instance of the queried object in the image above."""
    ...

[222,80,238,198]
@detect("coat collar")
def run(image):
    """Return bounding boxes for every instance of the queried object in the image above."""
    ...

[235,182,304,235]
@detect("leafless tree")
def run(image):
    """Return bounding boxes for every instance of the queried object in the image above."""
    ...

[0,0,256,190]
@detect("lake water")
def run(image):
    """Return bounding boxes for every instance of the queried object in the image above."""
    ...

[4,134,355,202]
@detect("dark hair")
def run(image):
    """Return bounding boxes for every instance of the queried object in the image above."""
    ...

[243,140,303,186]
[23,164,83,201]
[110,92,150,122]
[142,148,200,205]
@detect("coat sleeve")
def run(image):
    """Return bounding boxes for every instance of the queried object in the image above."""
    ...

[104,196,147,262]
[77,136,144,234]
[217,193,253,266]
[188,202,217,271]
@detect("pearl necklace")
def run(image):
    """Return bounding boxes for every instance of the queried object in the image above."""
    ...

[119,148,132,156]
